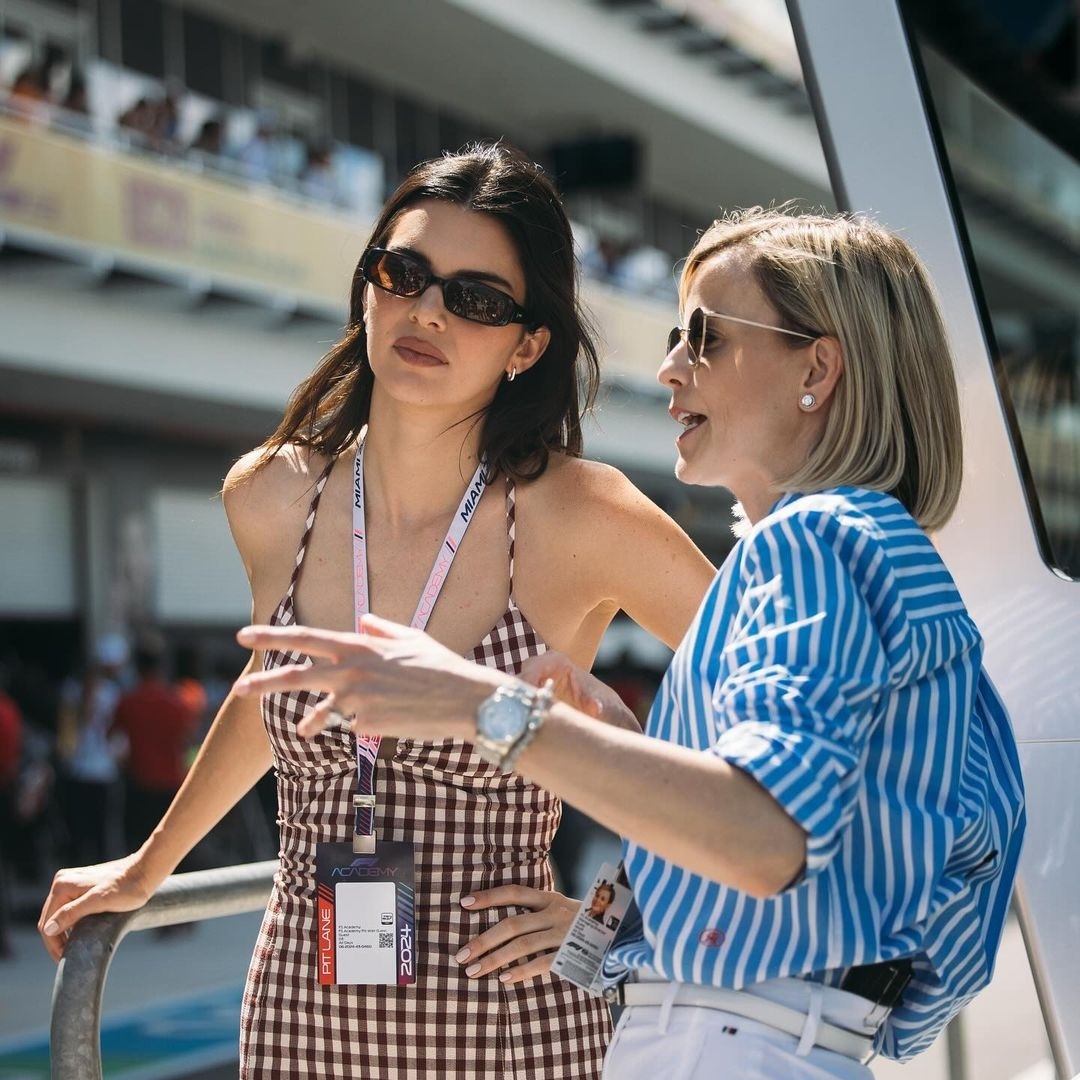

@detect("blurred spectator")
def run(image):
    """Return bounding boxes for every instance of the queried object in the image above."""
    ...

[190,115,225,158]
[54,69,92,136]
[0,26,30,87]
[300,140,336,203]
[174,644,208,741]
[157,88,181,149]
[611,244,677,300]
[235,115,277,182]
[3,655,61,886]
[8,62,50,123]
[56,634,128,865]
[118,95,157,143]
[60,69,89,115]
[111,634,196,856]
[0,677,23,958]
[55,635,127,864]
[40,42,69,89]
[580,235,627,282]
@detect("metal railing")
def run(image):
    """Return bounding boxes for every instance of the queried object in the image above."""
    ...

[49,860,277,1080]
[49,857,981,1080]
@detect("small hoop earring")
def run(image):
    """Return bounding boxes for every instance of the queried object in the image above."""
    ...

[507,368,517,383]
[799,393,816,409]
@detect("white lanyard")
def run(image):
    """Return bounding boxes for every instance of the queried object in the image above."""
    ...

[350,437,488,850]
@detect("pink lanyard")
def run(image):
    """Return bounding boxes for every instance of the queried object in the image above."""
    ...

[350,437,488,851]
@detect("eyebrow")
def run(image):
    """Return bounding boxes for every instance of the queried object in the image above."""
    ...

[392,245,517,292]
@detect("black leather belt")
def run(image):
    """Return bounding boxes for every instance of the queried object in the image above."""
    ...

[610,958,914,1013]
[839,958,913,1009]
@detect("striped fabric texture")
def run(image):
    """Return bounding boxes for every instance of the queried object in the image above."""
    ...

[241,463,610,1078]
[607,487,1025,1062]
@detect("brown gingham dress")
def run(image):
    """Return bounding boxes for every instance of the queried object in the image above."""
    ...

[240,460,611,1078]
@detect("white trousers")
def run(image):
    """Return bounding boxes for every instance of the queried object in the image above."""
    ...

[602,978,877,1080]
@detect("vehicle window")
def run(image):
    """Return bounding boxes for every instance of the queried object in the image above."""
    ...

[909,30,1080,577]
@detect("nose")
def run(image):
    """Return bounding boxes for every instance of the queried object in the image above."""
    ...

[657,337,690,389]
[410,281,449,328]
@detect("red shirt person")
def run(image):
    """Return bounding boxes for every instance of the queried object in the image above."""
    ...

[111,641,196,851]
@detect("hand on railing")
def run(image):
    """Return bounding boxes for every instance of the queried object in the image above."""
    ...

[38,853,156,962]
[49,861,277,1080]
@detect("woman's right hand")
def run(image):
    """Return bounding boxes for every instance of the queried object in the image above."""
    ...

[518,650,641,733]
[38,854,157,962]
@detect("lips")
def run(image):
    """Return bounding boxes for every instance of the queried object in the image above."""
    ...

[393,337,448,364]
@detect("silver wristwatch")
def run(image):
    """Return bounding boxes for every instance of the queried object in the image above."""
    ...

[474,679,554,772]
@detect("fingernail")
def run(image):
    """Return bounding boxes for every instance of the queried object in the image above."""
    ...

[499,971,513,983]
[44,919,60,936]
[234,677,250,694]
[454,948,470,963]
[465,963,482,977]
[459,895,476,908]
[237,627,255,643]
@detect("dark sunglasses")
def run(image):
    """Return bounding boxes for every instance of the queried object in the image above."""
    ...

[361,247,534,328]
[667,307,819,367]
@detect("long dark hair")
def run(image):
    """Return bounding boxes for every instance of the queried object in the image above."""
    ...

[253,143,601,481]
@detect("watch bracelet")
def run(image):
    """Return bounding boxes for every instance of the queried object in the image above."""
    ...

[499,678,555,773]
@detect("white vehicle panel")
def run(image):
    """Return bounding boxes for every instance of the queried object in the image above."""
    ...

[787,1,1080,1074]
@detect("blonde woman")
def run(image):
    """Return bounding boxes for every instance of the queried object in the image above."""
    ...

[233,208,1025,1078]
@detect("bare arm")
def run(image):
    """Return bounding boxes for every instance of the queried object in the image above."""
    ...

[38,451,292,958]
[235,619,807,900]
[133,664,272,882]
[38,657,272,958]
[511,701,804,897]
[550,462,716,652]
[602,482,715,651]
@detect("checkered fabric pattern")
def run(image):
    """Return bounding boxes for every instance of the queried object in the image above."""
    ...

[240,466,611,1078]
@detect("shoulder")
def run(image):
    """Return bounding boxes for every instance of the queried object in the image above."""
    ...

[223,444,335,567]
[223,443,331,511]
[746,487,979,664]
[744,487,924,575]
[524,454,701,567]
[224,444,333,520]
[734,488,908,626]
[518,455,714,636]
[526,454,668,528]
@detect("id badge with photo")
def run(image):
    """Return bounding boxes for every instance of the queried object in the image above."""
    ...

[551,860,633,997]
[314,841,417,986]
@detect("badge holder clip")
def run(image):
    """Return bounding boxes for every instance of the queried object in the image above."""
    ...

[352,793,377,854]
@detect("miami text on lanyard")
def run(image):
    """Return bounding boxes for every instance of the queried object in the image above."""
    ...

[350,435,488,853]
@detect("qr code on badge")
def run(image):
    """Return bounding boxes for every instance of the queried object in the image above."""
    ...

[379,932,393,949]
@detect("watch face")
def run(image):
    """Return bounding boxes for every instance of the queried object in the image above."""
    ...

[478,694,529,743]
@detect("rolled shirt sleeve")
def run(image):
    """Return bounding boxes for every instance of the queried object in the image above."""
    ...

[710,508,894,880]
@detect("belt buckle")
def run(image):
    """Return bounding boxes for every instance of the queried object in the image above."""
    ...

[862,1000,890,1030]
[605,977,631,1006]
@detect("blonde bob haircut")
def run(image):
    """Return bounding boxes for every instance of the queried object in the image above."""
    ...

[681,207,962,532]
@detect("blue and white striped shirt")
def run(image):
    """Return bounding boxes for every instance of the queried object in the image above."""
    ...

[607,487,1025,1061]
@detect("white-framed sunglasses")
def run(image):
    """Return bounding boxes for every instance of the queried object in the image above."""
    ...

[667,307,819,367]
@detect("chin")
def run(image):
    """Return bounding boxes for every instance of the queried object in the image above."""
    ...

[674,453,715,488]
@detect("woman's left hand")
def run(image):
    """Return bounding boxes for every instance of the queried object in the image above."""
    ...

[233,614,508,741]
[456,885,579,985]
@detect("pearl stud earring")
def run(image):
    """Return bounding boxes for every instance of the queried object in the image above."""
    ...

[799,393,816,409]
